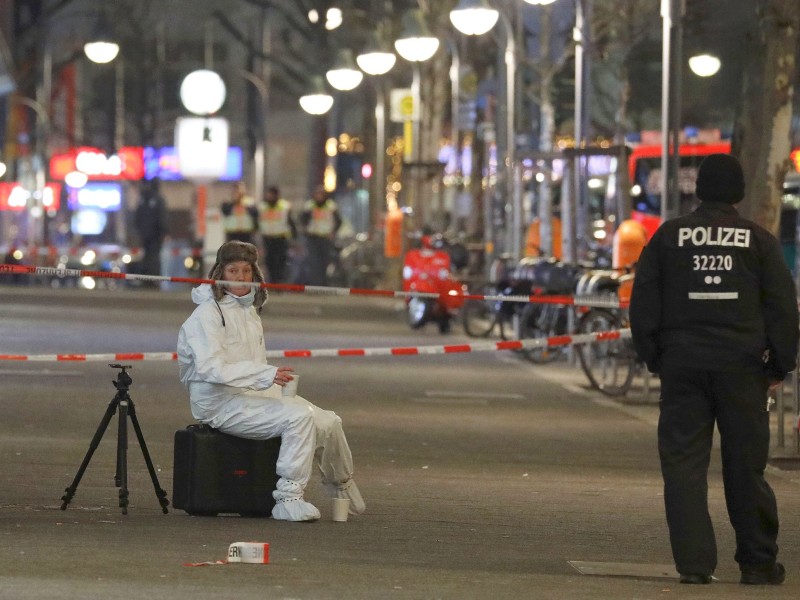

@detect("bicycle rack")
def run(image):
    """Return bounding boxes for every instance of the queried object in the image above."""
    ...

[774,366,800,458]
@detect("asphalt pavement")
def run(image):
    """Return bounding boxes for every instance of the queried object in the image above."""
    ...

[1,284,800,599]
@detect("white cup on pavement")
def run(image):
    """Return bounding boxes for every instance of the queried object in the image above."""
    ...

[332,498,350,522]
[282,374,299,398]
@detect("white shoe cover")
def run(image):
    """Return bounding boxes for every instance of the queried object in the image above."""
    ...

[271,497,320,522]
[272,478,320,522]
[326,479,366,515]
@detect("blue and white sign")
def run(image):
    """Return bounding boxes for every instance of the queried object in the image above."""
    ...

[67,182,122,211]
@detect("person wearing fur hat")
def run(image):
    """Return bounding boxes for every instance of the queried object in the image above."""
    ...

[177,240,365,522]
[630,154,798,585]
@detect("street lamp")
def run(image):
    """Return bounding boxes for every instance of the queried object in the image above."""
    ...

[689,53,721,77]
[356,33,396,76]
[394,10,440,62]
[449,0,499,36]
[299,76,334,115]
[326,49,363,91]
[82,13,120,64]
[180,69,227,115]
[395,10,440,231]
[449,1,517,260]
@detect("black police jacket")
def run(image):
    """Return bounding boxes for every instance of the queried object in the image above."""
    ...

[630,201,799,379]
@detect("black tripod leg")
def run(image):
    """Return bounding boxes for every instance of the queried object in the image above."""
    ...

[128,401,170,513]
[116,394,130,515]
[61,397,118,510]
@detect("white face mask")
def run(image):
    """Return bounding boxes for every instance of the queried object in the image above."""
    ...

[226,288,256,306]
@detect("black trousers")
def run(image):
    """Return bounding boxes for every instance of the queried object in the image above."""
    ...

[304,235,334,286]
[263,236,289,283]
[658,365,778,575]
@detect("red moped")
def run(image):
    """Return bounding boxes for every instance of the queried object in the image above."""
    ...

[402,234,467,334]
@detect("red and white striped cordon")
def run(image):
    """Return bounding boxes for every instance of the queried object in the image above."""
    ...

[0,263,627,308]
[0,329,630,362]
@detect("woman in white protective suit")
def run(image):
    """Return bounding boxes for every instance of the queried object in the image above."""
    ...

[177,240,365,522]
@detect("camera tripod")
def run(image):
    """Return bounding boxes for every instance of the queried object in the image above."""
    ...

[60,364,170,515]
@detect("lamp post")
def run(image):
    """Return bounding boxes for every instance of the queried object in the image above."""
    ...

[450,0,517,260]
[395,9,440,230]
[28,13,120,247]
[357,33,397,231]
[179,69,228,243]
[661,0,686,223]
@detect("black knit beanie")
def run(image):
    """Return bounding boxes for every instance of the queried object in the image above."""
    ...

[695,153,745,204]
[207,240,267,310]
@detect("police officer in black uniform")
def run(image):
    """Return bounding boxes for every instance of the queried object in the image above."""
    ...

[630,154,798,586]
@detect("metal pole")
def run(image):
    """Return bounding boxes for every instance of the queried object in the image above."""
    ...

[495,13,516,259]
[660,0,685,223]
[374,81,386,228]
[32,42,52,247]
[411,63,421,229]
[449,39,460,158]
[572,0,590,263]
[114,60,124,151]
[239,69,267,206]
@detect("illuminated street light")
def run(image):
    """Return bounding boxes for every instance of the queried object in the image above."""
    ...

[83,13,120,64]
[450,1,517,259]
[394,10,440,62]
[449,0,499,36]
[326,49,363,91]
[299,76,334,115]
[356,33,396,76]
[688,53,721,77]
[180,69,226,115]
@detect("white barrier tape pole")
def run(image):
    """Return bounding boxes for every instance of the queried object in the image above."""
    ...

[0,263,627,308]
[0,329,630,362]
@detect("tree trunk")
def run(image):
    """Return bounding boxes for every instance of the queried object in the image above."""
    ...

[732,0,799,235]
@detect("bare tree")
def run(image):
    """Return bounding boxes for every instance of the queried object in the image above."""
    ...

[732,0,799,234]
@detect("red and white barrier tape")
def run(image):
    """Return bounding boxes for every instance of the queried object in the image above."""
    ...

[0,329,630,362]
[0,263,627,308]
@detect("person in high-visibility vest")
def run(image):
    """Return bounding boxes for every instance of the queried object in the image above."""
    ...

[258,186,297,283]
[221,181,258,243]
[299,185,342,285]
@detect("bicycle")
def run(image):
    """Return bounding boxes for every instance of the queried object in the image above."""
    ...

[462,256,585,364]
[573,270,639,396]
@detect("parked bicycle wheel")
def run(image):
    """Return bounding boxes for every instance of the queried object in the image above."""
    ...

[575,308,636,396]
[518,302,564,364]
[461,286,499,337]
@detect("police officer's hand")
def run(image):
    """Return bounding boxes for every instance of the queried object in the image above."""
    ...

[273,366,295,387]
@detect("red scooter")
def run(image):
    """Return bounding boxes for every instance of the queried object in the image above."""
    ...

[402,234,467,334]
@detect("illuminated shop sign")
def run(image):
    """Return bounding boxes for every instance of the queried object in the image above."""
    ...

[67,182,122,212]
[175,117,229,183]
[50,147,145,181]
[143,146,242,181]
[0,182,62,211]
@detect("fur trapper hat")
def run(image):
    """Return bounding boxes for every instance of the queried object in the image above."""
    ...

[207,240,267,310]
[695,153,745,204]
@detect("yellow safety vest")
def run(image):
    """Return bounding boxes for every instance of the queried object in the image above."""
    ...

[304,200,337,237]
[223,199,256,233]
[259,199,292,237]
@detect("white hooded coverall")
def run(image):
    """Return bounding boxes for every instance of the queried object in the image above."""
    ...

[177,284,357,517]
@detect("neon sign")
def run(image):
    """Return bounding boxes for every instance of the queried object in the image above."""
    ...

[0,183,62,211]
[50,147,145,181]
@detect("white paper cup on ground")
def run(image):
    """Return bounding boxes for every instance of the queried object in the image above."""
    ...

[282,374,299,398]
[332,498,350,522]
